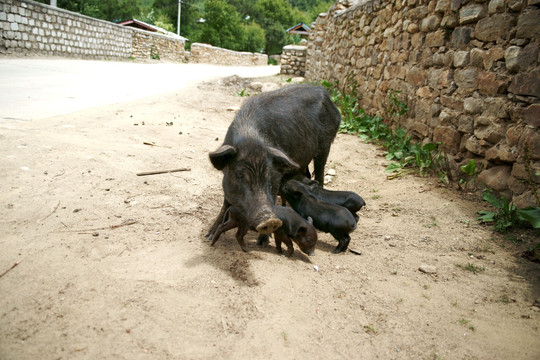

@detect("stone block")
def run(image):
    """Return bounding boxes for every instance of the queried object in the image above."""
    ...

[507,175,529,195]
[520,104,540,128]
[513,191,538,209]
[521,129,540,160]
[420,15,441,32]
[516,8,540,39]
[451,27,472,48]
[406,6,429,20]
[441,95,463,110]
[441,14,459,28]
[463,97,482,115]
[453,51,470,67]
[477,72,510,96]
[411,122,430,137]
[478,165,512,191]
[475,14,517,42]
[488,0,505,14]
[485,143,518,163]
[483,47,504,70]
[474,116,505,143]
[406,66,426,86]
[434,125,462,153]
[465,135,489,156]
[425,30,445,48]
[459,4,487,25]
[454,68,478,92]
[470,48,484,68]
[458,114,474,133]
[505,43,538,73]
[508,68,540,97]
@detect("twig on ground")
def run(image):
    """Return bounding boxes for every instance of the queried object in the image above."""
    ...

[53,169,65,178]
[0,262,20,279]
[124,194,143,203]
[136,168,191,176]
[37,201,60,223]
[61,219,138,233]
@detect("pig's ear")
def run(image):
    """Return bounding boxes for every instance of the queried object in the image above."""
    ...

[209,145,236,170]
[267,147,300,169]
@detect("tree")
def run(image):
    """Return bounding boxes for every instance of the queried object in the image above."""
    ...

[242,22,266,53]
[34,0,140,22]
[194,0,245,51]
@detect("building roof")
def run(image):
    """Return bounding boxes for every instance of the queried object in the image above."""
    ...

[118,19,188,41]
[286,23,311,36]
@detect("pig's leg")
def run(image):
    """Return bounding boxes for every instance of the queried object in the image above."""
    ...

[331,233,351,254]
[313,150,330,187]
[283,237,294,257]
[211,216,238,246]
[205,199,230,240]
[235,224,250,252]
[274,229,284,254]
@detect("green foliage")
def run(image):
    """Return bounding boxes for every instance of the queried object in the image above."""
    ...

[456,262,485,274]
[193,0,246,51]
[45,0,332,53]
[36,0,140,22]
[150,45,160,60]
[458,159,480,191]
[237,88,250,97]
[242,22,266,53]
[477,190,540,232]
[385,88,408,124]
[322,79,444,178]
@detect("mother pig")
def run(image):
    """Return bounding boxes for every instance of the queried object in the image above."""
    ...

[206,84,341,245]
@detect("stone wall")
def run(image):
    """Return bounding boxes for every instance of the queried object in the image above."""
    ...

[0,0,186,62]
[189,43,267,66]
[306,0,540,208]
[281,44,307,76]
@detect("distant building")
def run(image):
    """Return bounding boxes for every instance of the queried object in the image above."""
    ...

[286,23,310,37]
[118,19,188,41]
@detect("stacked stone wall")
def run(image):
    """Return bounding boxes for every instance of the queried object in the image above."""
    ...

[0,0,186,62]
[306,0,540,207]
[281,44,307,76]
[189,43,267,66]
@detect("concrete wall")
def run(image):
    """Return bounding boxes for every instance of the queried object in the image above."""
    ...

[306,0,540,207]
[188,43,267,66]
[0,0,186,62]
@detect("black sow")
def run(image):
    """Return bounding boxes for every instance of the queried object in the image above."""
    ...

[207,85,341,244]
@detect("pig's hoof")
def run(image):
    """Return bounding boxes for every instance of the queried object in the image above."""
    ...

[256,218,282,235]
[332,246,345,254]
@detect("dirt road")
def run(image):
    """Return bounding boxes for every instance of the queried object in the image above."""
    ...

[0,65,539,359]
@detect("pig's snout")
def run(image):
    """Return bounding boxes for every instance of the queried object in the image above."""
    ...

[256,218,282,234]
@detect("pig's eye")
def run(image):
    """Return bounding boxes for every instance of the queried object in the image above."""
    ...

[235,172,244,180]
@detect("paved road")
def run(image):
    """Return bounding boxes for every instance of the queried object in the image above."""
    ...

[0,58,280,121]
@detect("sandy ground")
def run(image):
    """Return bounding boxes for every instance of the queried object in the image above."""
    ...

[0,71,539,360]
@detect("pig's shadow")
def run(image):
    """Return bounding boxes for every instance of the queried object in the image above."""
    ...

[185,230,313,287]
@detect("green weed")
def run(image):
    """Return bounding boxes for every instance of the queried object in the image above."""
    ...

[237,88,250,97]
[456,262,485,274]
[477,190,540,233]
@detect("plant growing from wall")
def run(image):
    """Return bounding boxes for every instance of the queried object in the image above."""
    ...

[321,79,445,178]
[150,45,160,60]
[458,159,482,192]
[477,190,540,233]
